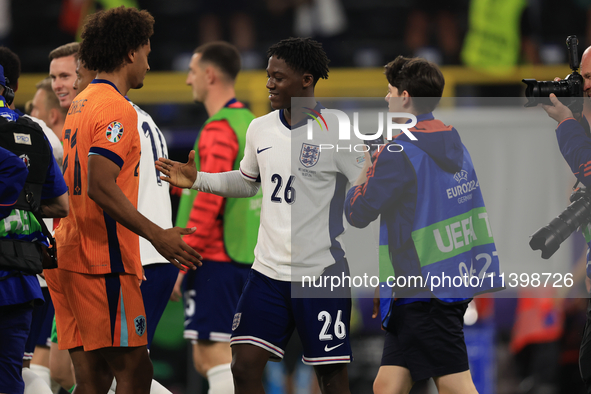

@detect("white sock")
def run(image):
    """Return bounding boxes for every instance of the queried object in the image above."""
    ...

[22,367,53,394]
[109,377,171,394]
[29,364,51,388]
[206,363,234,394]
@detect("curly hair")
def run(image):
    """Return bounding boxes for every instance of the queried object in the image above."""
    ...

[384,56,445,113]
[79,6,154,73]
[0,46,21,89]
[267,37,329,86]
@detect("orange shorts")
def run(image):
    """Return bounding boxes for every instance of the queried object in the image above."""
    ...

[46,268,147,351]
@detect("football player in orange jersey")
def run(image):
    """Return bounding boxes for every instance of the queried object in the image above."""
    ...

[47,7,201,394]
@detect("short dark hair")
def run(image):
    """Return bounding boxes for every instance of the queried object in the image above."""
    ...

[267,37,329,87]
[0,47,21,88]
[48,42,79,62]
[79,6,154,73]
[384,56,445,113]
[194,41,241,81]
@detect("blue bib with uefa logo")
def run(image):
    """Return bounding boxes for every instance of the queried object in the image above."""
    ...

[379,141,503,326]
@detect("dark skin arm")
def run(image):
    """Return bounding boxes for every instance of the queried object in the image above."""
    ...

[40,192,69,218]
[88,155,201,271]
[155,150,198,189]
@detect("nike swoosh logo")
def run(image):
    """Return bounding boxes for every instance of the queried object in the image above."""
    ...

[184,319,191,327]
[324,343,344,352]
[257,147,272,154]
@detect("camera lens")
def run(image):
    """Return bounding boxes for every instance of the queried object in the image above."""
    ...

[530,196,591,259]
[535,80,571,98]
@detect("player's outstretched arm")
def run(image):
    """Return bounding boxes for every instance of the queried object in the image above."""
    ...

[157,151,260,198]
[156,150,197,189]
[88,155,202,271]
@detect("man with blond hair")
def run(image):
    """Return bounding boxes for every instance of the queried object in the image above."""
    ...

[31,77,67,142]
[48,42,78,111]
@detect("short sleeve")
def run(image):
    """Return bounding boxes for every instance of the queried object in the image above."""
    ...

[335,133,366,184]
[89,103,138,169]
[238,121,259,182]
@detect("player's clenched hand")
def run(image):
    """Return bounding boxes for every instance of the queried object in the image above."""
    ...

[156,150,198,189]
[151,226,202,271]
[542,93,574,123]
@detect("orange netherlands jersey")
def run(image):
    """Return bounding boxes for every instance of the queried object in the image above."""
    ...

[56,80,142,279]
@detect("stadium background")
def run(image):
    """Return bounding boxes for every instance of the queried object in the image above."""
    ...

[5,0,591,392]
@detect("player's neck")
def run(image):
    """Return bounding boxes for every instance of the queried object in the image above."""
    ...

[284,96,317,126]
[95,72,132,97]
[204,86,236,117]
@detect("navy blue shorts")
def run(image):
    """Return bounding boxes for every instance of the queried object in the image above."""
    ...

[230,269,352,365]
[0,302,34,394]
[24,286,54,359]
[141,263,179,348]
[380,299,470,381]
[183,260,250,342]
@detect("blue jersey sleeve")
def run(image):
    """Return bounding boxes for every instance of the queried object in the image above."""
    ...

[555,117,591,187]
[344,148,414,228]
[41,135,67,200]
[0,147,28,218]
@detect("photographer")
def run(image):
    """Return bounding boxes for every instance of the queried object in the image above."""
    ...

[0,61,68,394]
[541,45,591,393]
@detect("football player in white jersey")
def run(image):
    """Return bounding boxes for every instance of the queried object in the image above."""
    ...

[157,37,365,394]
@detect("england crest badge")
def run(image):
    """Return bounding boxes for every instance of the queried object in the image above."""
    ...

[300,143,320,168]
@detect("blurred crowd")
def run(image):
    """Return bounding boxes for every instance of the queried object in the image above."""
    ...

[2,0,591,73]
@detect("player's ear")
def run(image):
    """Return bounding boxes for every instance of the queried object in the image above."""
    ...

[127,50,134,64]
[49,107,59,127]
[302,73,313,89]
[205,66,215,85]
[403,92,417,113]
[127,47,138,64]
[401,90,412,107]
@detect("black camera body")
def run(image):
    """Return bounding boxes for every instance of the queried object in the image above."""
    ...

[523,35,584,114]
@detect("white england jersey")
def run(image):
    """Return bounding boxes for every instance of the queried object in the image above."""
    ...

[239,108,365,281]
[131,102,173,266]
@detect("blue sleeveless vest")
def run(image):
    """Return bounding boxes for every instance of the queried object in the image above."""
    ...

[379,141,504,326]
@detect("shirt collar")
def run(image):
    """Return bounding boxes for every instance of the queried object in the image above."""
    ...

[91,79,122,95]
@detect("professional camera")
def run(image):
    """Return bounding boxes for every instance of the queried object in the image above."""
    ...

[530,186,591,259]
[523,35,584,114]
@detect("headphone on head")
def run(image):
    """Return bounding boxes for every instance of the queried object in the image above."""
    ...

[2,76,14,106]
